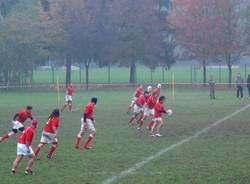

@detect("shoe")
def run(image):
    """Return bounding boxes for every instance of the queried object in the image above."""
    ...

[74,145,80,149]
[155,133,162,137]
[83,145,92,149]
[47,155,53,159]
[137,127,141,130]
[25,169,33,175]
[11,169,16,175]
[150,134,155,137]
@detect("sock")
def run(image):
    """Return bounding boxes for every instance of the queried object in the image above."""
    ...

[138,119,144,128]
[48,145,56,158]
[75,137,81,148]
[127,106,132,113]
[147,121,154,129]
[84,134,93,147]
[1,134,9,141]
[34,147,41,157]
[69,105,72,111]
[129,117,135,124]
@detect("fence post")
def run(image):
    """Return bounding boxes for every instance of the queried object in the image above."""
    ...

[79,64,82,84]
[194,65,197,83]
[190,64,193,84]
[219,64,221,83]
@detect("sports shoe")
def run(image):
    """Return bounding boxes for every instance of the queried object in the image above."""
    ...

[25,169,33,175]
[84,144,92,149]
[137,127,141,130]
[150,134,155,137]
[155,133,162,137]
[47,155,53,159]
[11,169,16,175]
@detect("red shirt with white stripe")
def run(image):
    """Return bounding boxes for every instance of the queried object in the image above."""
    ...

[146,95,157,109]
[16,109,33,123]
[135,95,145,107]
[43,117,59,134]
[18,125,34,145]
[83,102,94,120]
[154,102,165,118]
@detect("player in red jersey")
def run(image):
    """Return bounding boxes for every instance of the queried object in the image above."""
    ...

[138,92,158,130]
[128,91,149,129]
[61,84,73,112]
[74,97,98,149]
[127,84,143,113]
[11,119,38,175]
[34,109,60,159]
[150,96,167,137]
[0,106,33,142]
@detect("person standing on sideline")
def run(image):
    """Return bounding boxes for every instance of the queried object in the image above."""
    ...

[208,75,216,99]
[236,73,244,98]
[247,74,250,97]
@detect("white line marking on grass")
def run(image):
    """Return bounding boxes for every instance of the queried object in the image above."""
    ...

[101,104,250,184]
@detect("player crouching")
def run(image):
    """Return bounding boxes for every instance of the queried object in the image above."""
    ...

[34,109,60,159]
[0,106,33,142]
[74,97,98,150]
[150,96,173,137]
[11,119,38,175]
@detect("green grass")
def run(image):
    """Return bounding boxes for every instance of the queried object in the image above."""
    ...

[0,89,250,184]
[33,66,250,84]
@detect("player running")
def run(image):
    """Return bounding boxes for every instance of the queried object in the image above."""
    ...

[74,97,98,150]
[61,84,73,112]
[0,106,33,142]
[127,84,143,114]
[11,119,38,175]
[150,96,172,137]
[128,91,149,129]
[34,109,60,159]
[138,92,158,130]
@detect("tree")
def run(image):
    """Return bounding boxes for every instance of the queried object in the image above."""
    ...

[170,0,219,86]
[111,0,164,83]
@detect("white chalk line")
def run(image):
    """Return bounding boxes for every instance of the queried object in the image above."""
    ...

[101,104,250,184]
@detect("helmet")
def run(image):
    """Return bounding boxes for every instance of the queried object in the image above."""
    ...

[157,84,162,88]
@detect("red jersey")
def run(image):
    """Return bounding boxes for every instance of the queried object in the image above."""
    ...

[135,95,145,107]
[146,95,157,109]
[67,86,73,96]
[154,102,165,118]
[134,88,142,98]
[16,109,33,123]
[18,125,34,145]
[43,117,59,134]
[83,102,94,120]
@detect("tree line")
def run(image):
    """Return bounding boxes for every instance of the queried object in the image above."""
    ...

[0,0,249,87]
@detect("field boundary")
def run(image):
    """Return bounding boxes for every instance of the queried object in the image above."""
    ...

[100,104,250,184]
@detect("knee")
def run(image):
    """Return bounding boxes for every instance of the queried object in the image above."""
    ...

[91,131,96,136]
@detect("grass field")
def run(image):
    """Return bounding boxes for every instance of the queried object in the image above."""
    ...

[0,88,250,184]
[33,66,250,84]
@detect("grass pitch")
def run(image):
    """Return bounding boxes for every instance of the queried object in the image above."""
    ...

[0,88,250,184]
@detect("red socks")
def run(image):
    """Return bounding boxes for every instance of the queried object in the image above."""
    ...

[48,145,56,158]
[34,147,41,157]
[75,137,81,149]
[84,135,93,147]
[147,121,154,129]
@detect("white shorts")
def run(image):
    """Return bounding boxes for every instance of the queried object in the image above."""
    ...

[144,108,154,117]
[40,132,58,144]
[81,118,96,131]
[12,121,24,130]
[17,143,34,156]
[133,104,143,114]
[153,117,162,122]
[65,95,73,102]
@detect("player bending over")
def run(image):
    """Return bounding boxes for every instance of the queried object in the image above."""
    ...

[0,106,33,142]
[150,96,172,137]
[127,84,143,114]
[74,97,98,150]
[34,109,60,159]
[11,119,38,175]
[128,91,149,129]
[61,84,73,112]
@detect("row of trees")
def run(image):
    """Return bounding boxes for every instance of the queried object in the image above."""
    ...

[0,0,250,87]
[170,0,250,86]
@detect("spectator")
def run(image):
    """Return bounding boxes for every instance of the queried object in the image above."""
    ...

[208,75,215,99]
[247,74,250,97]
[236,73,244,98]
